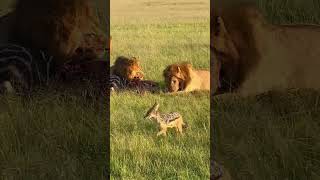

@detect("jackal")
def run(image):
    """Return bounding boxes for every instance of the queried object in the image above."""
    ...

[144,102,188,136]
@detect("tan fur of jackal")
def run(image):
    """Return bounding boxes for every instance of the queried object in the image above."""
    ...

[144,103,187,136]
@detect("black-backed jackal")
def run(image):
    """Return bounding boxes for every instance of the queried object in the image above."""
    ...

[144,102,188,136]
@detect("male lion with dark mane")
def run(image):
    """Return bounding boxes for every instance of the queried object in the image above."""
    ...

[109,56,160,93]
[212,3,320,96]
[0,0,108,66]
[163,63,210,93]
[0,0,109,93]
[110,56,144,81]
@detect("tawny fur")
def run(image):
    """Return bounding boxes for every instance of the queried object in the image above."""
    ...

[144,103,187,137]
[212,3,320,96]
[163,62,210,93]
[110,56,144,80]
[156,117,185,136]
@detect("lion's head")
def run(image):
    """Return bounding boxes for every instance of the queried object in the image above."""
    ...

[211,15,240,95]
[111,56,144,81]
[11,0,108,66]
[163,63,192,92]
[211,4,263,94]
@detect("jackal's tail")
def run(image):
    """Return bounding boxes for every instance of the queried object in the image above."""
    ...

[182,122,188,129]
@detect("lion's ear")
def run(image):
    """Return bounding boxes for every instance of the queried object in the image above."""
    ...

[215,16,227,36]
[212,16,240,60]
[177,66,181,73]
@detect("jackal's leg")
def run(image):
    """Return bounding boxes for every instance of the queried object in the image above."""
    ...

[175,127,179,134]
[157,128,167,136]
[178,124,183,135]
[177,118,184,135]
[157,130,166,136]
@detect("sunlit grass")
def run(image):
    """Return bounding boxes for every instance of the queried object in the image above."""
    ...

[110,0,210,179]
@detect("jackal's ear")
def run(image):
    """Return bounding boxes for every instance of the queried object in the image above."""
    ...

[145,102,160,118]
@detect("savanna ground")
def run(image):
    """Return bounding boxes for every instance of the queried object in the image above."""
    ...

[0,0,109,179]
[214,1,320,180]
[110,0,210,179]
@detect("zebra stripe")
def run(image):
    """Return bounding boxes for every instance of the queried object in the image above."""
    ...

[0,43,54,93]
[0,44,34,91]
[109,74,128,90]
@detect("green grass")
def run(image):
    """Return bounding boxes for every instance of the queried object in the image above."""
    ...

[111,92,210,179]
[110,0,210,179]
[214,1,320,179]
[0,92,108,179]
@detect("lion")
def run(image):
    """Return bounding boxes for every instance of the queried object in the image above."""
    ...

[0,0,108,67]
[212,3,320,96]
[0,0,109,93]
[163,62,210,93]
[110,56,144,81]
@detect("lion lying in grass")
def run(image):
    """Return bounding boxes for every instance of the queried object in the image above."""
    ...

[110,56,144,81]
[163,62,210,93]
[212,3,320,96]
[110,56,160,93]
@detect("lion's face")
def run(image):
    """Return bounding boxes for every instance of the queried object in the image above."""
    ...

[73,33,108,61]
[163,65,186,92]
[165,75,181,92]
[125,64,144,81]
[112,56,144,81]
[13,0,108,66]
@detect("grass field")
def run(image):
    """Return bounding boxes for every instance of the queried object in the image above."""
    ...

[0,1,109,179]
[110,0,210,179]
[214,1,320,179]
